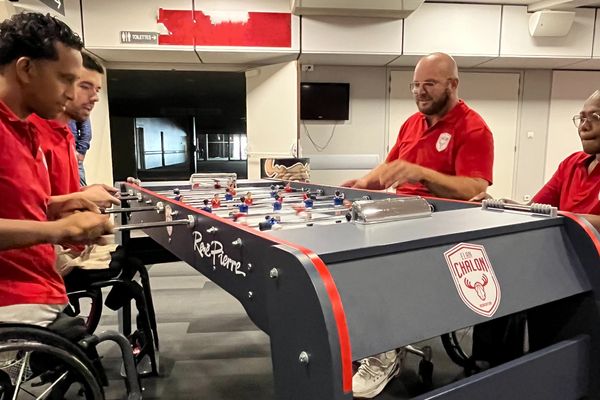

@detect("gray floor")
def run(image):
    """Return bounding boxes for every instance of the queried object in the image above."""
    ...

[96,261,467,400]
[97,261,274,400]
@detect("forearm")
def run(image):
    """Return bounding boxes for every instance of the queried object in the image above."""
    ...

[0,219,62,250]
[421,168,488,200]
[359,164,389,190]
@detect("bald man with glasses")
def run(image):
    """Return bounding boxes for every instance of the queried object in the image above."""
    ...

[342,52,494,202]
[343,53,495,398]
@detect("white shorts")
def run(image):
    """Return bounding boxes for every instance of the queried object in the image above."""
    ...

[0,303,66,327]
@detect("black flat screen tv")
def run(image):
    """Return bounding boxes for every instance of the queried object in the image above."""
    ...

[300,82,350,121]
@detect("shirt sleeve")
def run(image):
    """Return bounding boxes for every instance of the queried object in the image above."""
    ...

[454,122,494,184]
[531,164,564,207]
[70,120,92,155]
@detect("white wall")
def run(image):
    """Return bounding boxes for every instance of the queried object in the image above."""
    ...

[299,66,387,185]
[246,61,299,179]
[513,70,552,202]
[84,73,114,186]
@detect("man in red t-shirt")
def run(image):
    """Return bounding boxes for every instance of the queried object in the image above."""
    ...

[475,90,600,231]
[0,13,112,327]
[342,53,493,202]
[345,53,495,399]
[30,53,119,206]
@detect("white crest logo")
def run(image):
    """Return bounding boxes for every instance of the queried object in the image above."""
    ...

[436,133,452,152]
[444,243,500,317]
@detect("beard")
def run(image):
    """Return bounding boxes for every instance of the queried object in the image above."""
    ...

[416,88,451,116]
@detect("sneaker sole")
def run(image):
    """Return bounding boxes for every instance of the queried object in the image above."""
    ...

[353,361,401,399]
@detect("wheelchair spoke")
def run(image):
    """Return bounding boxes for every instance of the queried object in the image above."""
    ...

[11,352,31,400]
[34,371,68,400]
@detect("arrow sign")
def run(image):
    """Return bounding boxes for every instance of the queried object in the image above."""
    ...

[38,0,65,16]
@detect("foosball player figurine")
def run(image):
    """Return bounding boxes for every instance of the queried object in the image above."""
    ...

[173,188,183,202]
[270,184,278,198]
[214,179,222,189]
[304,195,314,209]
[211,193,221,208]
[201,199,212,213]
[273,194,283,211]
[284,182,293,192]
[238,197,249,213]
[333,190,345,206]
[259,215,281,231]
[245,192,253,205]
[225,188,234,201]
[228,183,237,197]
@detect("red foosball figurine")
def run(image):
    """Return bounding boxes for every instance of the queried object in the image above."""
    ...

[211,193,221,208]
[244,192,253,205]
[284,183,293,192]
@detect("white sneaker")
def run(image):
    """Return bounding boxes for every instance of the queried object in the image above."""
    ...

[352,350,401,398]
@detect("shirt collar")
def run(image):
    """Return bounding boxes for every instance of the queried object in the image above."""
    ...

[419,99,466,128]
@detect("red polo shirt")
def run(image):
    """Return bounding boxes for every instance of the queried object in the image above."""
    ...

[29,114,80,195]
[386,100,494,197]
[0,101,67,307]
[532,151,600,215]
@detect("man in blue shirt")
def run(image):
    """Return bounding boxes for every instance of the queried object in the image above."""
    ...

[68,119,92,186]
[65,53,104,186]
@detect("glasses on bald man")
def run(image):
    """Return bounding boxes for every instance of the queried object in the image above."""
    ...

[409,78,453,94]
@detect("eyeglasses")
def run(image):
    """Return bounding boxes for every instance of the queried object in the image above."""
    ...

[572,113,600,127]
[409,79,452,93]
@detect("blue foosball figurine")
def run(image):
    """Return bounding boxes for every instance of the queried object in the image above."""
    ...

[303,197,314,208]
[225,188,233,201]
[238,197,249,213]
[273,195,283,211]
[201,199,212,213]
[333,190,345,206]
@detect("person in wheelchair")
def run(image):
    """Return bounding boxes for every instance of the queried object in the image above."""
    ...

[28,51,160,375]
[0,11,113,328]
[0,13,142,399]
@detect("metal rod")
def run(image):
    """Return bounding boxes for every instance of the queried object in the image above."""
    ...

[119,195,140,201]
[482,199,558,217]
[114,218,193,231]
[102,205,158,214]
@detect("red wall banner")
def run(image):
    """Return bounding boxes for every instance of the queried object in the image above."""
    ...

[158,9,292,47]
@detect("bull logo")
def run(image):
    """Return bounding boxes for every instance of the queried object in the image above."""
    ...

[444,243,501,317]
[464,275,488,300]
[436,132,451,152]
[263,158,310,182]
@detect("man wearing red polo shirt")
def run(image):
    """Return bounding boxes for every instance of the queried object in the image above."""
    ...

[0,13,111,327]
[342,53,494,398]
[532,91,600,230]
[30,52,118,207]
[473,90,600,231]
[343,52,493,201]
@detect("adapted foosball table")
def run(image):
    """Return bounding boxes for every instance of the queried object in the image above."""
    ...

[113,174,600,399]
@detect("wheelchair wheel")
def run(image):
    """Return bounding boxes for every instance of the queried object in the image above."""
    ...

[66,288,103,334]
[441,327,480,375]
[0,327,103,400]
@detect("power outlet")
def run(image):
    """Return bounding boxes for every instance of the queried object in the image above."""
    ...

[302,64,314,72]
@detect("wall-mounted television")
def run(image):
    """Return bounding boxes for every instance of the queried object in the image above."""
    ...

[300,82,350,121]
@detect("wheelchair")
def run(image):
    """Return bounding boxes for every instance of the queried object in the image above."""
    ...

[64,248,160,377]
[0,320,141,400]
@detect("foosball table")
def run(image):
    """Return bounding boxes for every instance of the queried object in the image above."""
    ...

[113,174,600,399]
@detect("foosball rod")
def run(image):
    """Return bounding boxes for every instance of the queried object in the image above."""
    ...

[113,216,195,231]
